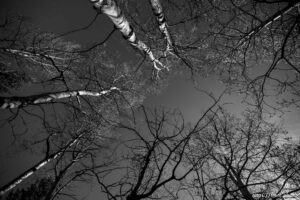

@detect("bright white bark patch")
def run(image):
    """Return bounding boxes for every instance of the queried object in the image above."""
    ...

[0,159,53,195]
[0,132,85,195]
[237,2,300,47]
[149,0,174,56]
[90,0,167,77]
[0,87,119,109]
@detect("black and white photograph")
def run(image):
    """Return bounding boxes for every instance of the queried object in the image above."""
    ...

[0,0,299,199]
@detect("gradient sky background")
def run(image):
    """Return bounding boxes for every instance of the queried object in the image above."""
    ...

[0,0,299,199]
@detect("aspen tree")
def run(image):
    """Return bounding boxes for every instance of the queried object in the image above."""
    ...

[0,131,86,195]
[0,87,119,109]
[148,0,174,56]
[89,0,168,78]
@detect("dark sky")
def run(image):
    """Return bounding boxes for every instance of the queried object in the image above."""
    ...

[1,0,106,44]
[0,1,120,199]
[0,0,299,199]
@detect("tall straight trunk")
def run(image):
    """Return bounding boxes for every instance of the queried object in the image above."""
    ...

[90,0,166,73]
[0,132,85,195]
[238,1,300,46]
[148,0,174,55]
[0,87,119,109]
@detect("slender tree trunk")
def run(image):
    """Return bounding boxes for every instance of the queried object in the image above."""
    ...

[148,0,174,55]
[0,132,84,195]
[0,87,119,109]
[238,1,300,46]
[90,0,167,74]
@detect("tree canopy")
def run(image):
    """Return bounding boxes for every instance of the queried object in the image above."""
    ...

[0,0,299,199]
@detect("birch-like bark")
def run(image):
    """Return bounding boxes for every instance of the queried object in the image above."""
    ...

[0,87,119,109]
[237,1,300,47]
[90,0,167,75]
[0,132,84,196]
[148,0,174,56]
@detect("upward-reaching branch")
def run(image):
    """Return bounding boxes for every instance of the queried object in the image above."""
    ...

[224,157,255,200]
[90,0,168,77]
[148,0,174,56]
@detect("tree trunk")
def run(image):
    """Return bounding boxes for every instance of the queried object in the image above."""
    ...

[224,157,255,200]
[90,0,166,74]
[0,132,84,195]
[0,87,119,109]
[148,0,174,55]
[238,1,300,46]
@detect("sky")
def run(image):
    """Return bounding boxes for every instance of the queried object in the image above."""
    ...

[0,0,299,199]
[0,0,117,198]
[0,1,150,199]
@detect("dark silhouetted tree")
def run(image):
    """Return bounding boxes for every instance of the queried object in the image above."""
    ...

[189,108,300,200]
[4,177,53,200]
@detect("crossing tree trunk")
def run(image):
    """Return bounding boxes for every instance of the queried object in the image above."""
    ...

[90,0,168,77]
[0,132,85,195]
[0,87,119,109]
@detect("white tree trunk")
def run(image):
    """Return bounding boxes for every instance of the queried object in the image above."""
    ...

[90,0,167,75]
[238,2,300,47]
[0,132,84,195]
[0,87,119,109]
[149,0,174,56]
